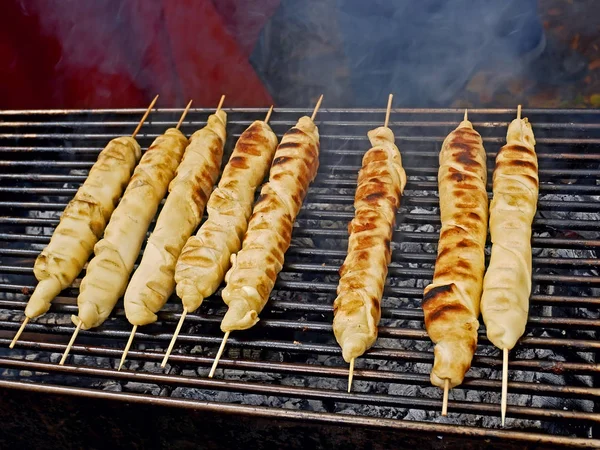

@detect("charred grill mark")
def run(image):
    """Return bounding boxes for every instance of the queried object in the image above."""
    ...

[467,212,481,222]
[228,156,249,169]
[504,144,535,154]
[272,156,292,166]
[456,152,481,168]
[284,128,307,137]
[456,259,471,270]
[500,159,538,171]
[235,142,262,156]
[426,303,468,324]
[422,284,454,306]
[364,191,386,203]
[449,171,465,182]
[277,142,302,150]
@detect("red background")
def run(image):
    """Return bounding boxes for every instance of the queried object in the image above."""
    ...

[0,0,278,109]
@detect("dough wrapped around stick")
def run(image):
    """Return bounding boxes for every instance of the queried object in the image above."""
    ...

[481,116,538,350]
[174,120,278,314]
[72,129,188,330]
[25,137,142,319]
[333,127,406,363]
[422,115,488,389]
[219,116,320,331]
[124,111,227,326]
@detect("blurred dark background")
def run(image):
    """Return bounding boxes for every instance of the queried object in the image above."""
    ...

[1,0,598,110]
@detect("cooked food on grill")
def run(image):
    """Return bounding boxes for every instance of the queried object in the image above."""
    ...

[219,115,320,332]
[332,125,406,364]
[174,117,278,315]
[124,109,227,326]
[25,137,142,320]
[71,127,188,331]
[9,97,158,349]
[422,111,488,391]
[481,111,537,351]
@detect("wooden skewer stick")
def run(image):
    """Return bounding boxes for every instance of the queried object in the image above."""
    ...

[310,95,324,121]
[384,94,393,128]
[442,378,450,416]
[161,308,188,368]
[347,358,356,393]
[264,105,274,124]
[59,322,82,365]
[9,317,30,349]
[132,95,159,139]
[118,325,138,371]
[176,100,193,130]
[217,94,226,112]
[517,104,522,120]
[501,347,509,426]
[464,108,468,122]
[208,331,230,378]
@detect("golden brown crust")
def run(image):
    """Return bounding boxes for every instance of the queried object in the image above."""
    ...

[73,129,188,330]
[26,137,141,319]
[220,117,319,331]
[174,120,278,314]
[124,112,227,326]
[423,119,487,388]
[332,127,406,362]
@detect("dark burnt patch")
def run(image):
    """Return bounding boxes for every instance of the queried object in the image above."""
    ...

[422,284,454,306]
[284,128,306,137]
[364,191,386,203]
[277,142,301,150]
[456,152,480,168]
[228,156,248,169]
[272,156,292,166]
[427,303,467,323]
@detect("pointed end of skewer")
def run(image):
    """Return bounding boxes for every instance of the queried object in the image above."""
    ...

[132,95,159,138]
[208,331,230,378]
[264,105,274,124]
[501,348,509,426]
[310,94,324,121]
[517,104,522,121]
[442,379,450,416]
[384,94,393,128]
[59,321,82,366]
[176,100,193,130]
[347,358,355,393]
[119,325,138,371]
[216,95,226,112]
[161,308,189,368]
[9,316,30,349]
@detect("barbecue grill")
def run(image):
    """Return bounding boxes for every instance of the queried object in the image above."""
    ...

[0,106,599,449]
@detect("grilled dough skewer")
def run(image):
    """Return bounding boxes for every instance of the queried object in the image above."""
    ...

[422,110,488,397]
[116,101,226,370]
[481,105,537,425]
[208,96,322,378]
[59,106,192,365]
[333,95,406,391]
[9,95,158,349]
[175,109,278,313]
[124,102,226,326]
[160,107,277,367]
[72,126,187,329]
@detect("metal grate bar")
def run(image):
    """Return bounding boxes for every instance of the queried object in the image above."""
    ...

[0,107,599,446]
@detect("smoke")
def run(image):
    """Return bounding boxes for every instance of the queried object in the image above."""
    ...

[251,0,545,107]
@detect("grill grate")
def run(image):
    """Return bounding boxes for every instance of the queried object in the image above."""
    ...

[0,107,599,448]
